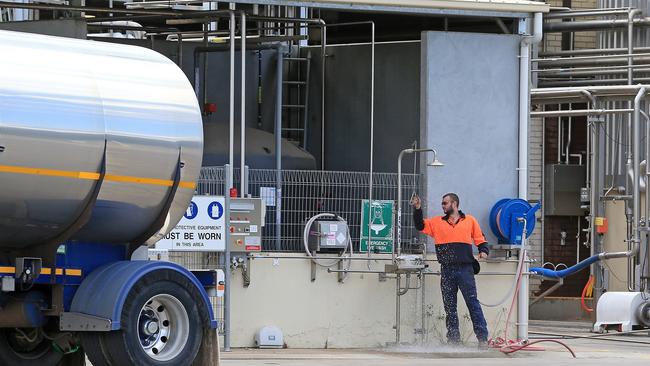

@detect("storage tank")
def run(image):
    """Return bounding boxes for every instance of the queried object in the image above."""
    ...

[0,30,203,249]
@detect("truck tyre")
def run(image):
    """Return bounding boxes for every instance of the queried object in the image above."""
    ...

[0,328,63,365]
[102,271,204,365]
[80,332,111,366]
[57,348,86,366]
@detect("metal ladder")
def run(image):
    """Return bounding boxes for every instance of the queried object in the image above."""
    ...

[281,50,311,148]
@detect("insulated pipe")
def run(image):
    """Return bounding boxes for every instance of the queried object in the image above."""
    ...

[565,106,572,164]
[538,67,650,77]
[646,110,650,229]
[628,10,642,85]
[531,108,634,117]
[632,87,646,291]
[539,78,650,87]
[545,9,635,18]
[241,11,246,197]
[543,17,650,33]
[541,46,650,57]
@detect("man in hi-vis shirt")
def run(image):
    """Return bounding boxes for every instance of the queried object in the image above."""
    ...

[411,193,488,348]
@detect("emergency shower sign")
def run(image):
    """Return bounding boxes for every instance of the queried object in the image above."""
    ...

[360,200,394,253]
[156,196,226,251]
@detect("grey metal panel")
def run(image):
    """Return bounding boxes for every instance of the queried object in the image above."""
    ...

[0,19,87,39]
[0,30,202,248]
[544,164,587,216]
[304,41,421,173]
[420,31,521,245]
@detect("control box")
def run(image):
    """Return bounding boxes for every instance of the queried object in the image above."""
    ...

[308,220,349,252]
[229,197,264,252]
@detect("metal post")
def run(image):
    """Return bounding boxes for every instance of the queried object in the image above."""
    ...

[395,274,401,344]
[275,47,283,251]
[224,164,232,351]
[229,12,235,189]
[320,24,327,170]
[177,32,183,68]
[241,11,247,197]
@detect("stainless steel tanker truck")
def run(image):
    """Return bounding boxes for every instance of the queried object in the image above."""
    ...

[0,30,219,365]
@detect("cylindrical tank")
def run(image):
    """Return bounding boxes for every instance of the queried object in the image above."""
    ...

[0,30,203,248]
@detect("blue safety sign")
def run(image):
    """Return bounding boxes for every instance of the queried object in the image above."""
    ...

[207,201,224,220]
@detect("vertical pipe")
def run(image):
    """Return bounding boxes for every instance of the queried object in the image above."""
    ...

[395,274,401,344]
[396,150,405,261]
[558,108,563,164]
[566,105,572,164]
[229,12,235,191]
[628,10,641,85]
[177,33,183,68]
[368,22,376,262]
[633,87,646,291]
[321,24,327,170]
[645,110,650,229]
[224,165,232,352]
[421,273,426,343]
[275,47,283,251]
[577,216,581,265]
[241,12,247,197]
[517,12,542,341]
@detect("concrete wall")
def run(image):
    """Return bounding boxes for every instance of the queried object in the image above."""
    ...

[420,31,521,245]
[229,253,518,348]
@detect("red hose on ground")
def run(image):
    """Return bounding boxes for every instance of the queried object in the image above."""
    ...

[500,339,577,358]
[487,249,576,358]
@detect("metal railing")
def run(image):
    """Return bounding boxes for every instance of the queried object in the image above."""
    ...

[197,166,423,253]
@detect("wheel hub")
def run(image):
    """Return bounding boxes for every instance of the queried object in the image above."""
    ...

[137,294,190,361]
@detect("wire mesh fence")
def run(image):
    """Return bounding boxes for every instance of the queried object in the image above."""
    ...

[196,166,424,253]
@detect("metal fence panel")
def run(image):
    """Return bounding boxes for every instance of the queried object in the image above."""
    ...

[196,167,423,253]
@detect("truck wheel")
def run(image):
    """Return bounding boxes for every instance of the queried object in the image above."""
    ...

[103,272,204,365]
[57,348,86,366]
[80,332,110,366]
[0,328,62,365]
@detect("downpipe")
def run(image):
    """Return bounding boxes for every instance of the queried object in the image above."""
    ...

[517,11,542,342]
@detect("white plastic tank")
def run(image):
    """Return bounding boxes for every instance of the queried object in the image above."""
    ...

[0,30,203,248]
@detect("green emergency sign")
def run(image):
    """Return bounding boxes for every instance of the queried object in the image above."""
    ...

[360,199,394,253]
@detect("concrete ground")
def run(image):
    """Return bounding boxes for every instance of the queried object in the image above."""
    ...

[220,320,650,366]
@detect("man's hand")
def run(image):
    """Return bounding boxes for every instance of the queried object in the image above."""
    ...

[478,252,488,260]
[410,194,421,209]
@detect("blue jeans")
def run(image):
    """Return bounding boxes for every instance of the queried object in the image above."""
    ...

[440,263,488,343]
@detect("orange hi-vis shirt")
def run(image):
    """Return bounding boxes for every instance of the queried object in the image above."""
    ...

[415,210,489,265]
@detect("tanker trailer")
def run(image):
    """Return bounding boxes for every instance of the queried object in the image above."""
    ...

[0,30,219,365]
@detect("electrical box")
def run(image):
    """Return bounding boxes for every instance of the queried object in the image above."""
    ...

[229,198,264,252]
[254,326,284,349]
[308,220,349,252]
[544,164,586,216]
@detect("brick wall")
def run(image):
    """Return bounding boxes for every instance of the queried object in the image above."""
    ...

[533,0,597,297]
[543,0,598,52]
[537,110,591,296]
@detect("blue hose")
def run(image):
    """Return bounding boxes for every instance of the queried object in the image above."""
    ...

[529,255,601,279]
